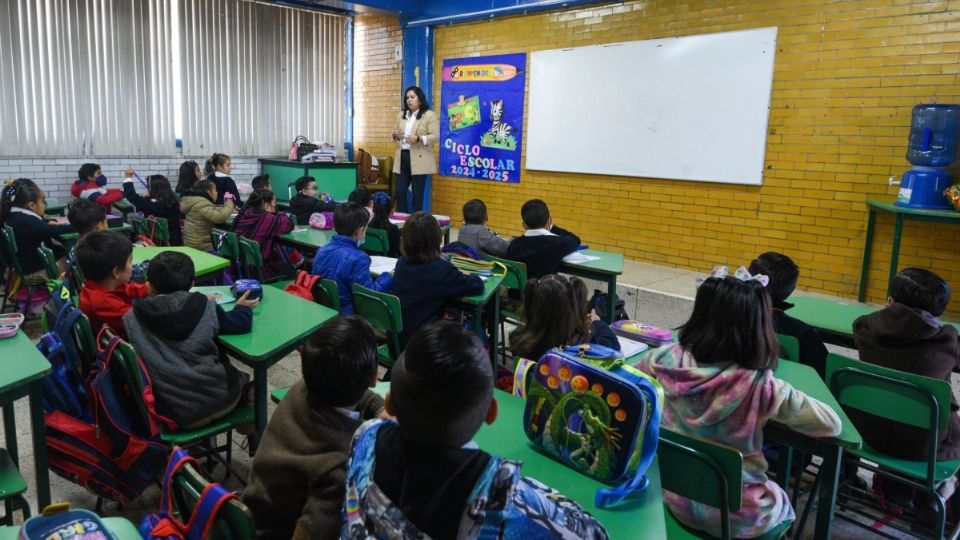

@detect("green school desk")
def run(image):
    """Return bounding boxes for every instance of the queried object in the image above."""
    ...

[278,227,335,254]
[57,222,133,249]
[449,274,504,364]
[201,285,337,450]
[132,246,229,278]
[43,200,67,217]
[561,249,625,323]
[859,200,960,302]
[787,295,960,348]
[0,516,140,539]
[371,383,666,539]
[768,359,863,540]
[0,331,52,510]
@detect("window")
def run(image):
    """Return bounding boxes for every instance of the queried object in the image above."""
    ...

[0,0,346,156]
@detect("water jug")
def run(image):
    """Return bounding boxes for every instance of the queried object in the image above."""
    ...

[906,104,960,167]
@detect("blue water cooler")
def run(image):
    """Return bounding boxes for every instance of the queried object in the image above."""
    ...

[896,104,960,209]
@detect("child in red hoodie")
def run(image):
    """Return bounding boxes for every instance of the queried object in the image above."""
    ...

[76,231,150,337]
[73,163,123,210]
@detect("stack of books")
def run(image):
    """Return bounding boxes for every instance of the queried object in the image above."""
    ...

[450,256,499,277]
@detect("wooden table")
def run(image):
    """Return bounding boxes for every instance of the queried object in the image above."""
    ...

[0,331,53,510]
[859,200,960,302]
[197,286,338,450]
[787,295,960,348]
[132,246,229,278]
[768,359,863,540]
[0,516,141,539]
[372,383,666,539]
[561,249,625,323]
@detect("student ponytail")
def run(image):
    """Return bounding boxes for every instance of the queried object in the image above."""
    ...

[0,178,42,225]
[205,153,230,176]
[147,175,179,212]
[242,189,275,214]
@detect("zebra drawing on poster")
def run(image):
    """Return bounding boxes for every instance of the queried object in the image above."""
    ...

[481,99,518,151]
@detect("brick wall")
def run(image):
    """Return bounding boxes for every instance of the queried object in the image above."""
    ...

[354,15,403,160]
[0,156,269,204]
[423,0,960,316]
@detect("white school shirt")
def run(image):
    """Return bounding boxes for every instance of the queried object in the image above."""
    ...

[10,207,42,220]
[401,111,431,150]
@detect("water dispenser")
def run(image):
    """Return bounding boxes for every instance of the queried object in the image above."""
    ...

[896,104,960,209]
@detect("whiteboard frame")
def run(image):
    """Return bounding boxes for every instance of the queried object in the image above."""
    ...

[525,27,778,185]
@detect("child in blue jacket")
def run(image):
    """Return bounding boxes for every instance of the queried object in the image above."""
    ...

[311,202,393,313]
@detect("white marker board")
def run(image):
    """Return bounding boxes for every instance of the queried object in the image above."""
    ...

[525,27,777,185]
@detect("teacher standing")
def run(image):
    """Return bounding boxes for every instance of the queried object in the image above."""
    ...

[392,86,439,213]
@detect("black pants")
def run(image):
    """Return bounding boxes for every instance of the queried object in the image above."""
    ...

[395,149,426,213]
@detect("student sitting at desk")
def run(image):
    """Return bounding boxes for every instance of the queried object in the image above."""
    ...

[749,252,828,377]
[180,179,234,252]
[505,198,580,279]
[121,174,183,245]
[243,316,385,539]
[459,198,511,257]
[343,320,609,539]
[288,175,335,226]
[234,189,296,279]
[204,153,240,205]
[0,178,74,278]
[76,231,151,338]
[123,251,257,428]
[72,163,124,210]
[633,272,840,539]
[369,191,400,258]
[393,212,483,346]
[851,267,960,523]
[310,202,393,314]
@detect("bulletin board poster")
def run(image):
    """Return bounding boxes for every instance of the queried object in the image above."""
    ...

[440,53,526,184]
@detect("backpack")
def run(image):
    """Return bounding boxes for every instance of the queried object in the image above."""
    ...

[18,505,111,540]
[441,241,483,260]
[37,301,89,421]
[139,447,240,540]
[308,211,334,229]
[589,290,629,321]
[44,327,170,503]
[284,270,321,301]
[523,349,662,507]
[356,148,379,184]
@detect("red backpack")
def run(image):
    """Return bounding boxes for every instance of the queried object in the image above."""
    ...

[283,271,321,301]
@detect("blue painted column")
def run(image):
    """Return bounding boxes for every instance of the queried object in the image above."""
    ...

[344,18,355,162]
[401,25,434,212]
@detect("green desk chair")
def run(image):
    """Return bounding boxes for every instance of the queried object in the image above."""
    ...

[775,333,800,363]
[0,448,29,525]
[170,460,255,540]
[286,182,298,202]
[352,283,403,375]
[211,230,241,280]
[314,278,341,311]
[37,246,60,280]
[0,225,48,314]
[362,228,390,256]
[237,237,291,286]
[132,217,170,246]
[487,255,527,361]
[659,429,792,539]
[803,353,960,540]
[101,329,254,484]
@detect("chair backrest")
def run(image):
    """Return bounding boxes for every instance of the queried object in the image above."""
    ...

[314,278,341,311]
[0,225,26,278]
[171,460,256,540]
[487,255,527,297]
[362,227,390,255]
[776,333,800,363]
[237,237,264,281]
[212,229,241,277]
[658,428,744,540]
[148,217,170,245]
[101,330,155,432]
[377,156,393,183]
[286,182,298,202]
[38,245,60,279]
[351,283,403,360]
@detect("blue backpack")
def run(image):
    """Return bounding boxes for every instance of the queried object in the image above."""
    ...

[523,349,662,508]
[18,505,111,540]
[37,301,89,421]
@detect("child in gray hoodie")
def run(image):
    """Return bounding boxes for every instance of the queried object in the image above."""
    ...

[458,198,511,257]
[122,251,258,428]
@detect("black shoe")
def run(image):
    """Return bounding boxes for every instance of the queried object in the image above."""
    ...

[912,495,941,536]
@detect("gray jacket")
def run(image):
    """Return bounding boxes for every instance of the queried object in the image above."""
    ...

[458,223,511,257]
[123,291,248,427]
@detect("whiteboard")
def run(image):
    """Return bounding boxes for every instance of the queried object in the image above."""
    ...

[525,27,777,185]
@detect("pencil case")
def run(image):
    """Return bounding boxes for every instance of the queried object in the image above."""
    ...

[232,279,262,301]
[0,313,24,339]
[308,211,334,230]
[612,320,674,346]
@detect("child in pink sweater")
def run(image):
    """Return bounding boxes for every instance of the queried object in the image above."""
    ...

[633,270,841,538]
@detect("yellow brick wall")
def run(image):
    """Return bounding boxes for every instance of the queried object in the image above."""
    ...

[423,0,960,316]
[354,15,403,159]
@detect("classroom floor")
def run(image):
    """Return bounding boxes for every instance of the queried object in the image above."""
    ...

[1,250,935,539]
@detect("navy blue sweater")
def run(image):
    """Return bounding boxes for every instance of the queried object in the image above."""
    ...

[3,211,74,274]
[393,257,484,346]
[505,225,580,279]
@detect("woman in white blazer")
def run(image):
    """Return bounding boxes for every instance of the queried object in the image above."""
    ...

[391,86,439,213]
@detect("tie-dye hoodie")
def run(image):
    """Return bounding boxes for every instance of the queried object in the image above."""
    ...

[633,344,841,538]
